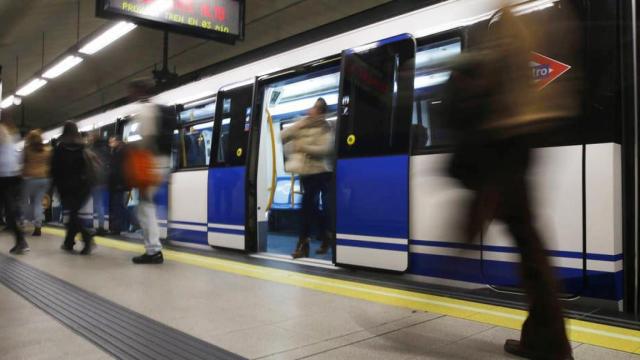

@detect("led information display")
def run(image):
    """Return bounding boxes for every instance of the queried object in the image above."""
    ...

[97,0,244,43]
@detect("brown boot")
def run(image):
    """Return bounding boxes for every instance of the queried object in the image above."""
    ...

[316,231,333,254]
[292,238,309,259]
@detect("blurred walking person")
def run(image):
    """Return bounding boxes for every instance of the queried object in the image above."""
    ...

[281,98,335,258]
[125,80,174,264]
[51,121,95,255]
[108,135,127,236]
[21,129,52,236]
[446,8,578,360]
[88,131,109,235]
[0,118,28,254]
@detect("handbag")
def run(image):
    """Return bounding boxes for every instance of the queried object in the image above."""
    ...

[124,148,160,190]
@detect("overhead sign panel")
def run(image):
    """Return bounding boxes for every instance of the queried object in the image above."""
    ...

[96,0,244,43]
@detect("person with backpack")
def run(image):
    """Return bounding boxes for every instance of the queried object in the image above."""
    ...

[0,117,28,254]
[87,131,109,235]
[21,129,52,236]
[445,8,577,360]
[125,79,175,264]
[51,121,95,255]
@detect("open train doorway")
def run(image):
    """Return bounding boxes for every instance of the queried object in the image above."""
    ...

[252,62,340,262]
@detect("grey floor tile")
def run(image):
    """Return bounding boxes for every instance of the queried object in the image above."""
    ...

[573,344,640,360]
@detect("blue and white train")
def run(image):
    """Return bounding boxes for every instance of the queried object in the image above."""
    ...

[43,0,639,313]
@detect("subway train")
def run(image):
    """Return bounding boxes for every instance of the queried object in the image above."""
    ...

[42,0,638,313]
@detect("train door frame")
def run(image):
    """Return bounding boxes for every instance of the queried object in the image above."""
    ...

[246,56,342,256]
[208,81,255,250]
[333,34,416,271]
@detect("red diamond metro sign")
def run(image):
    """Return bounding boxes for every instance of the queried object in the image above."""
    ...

[530,52,571,90]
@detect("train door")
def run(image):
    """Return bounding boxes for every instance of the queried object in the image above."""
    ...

[169,98,215,245]
[334,34,416,271]
[207,82,253,250]
[251,61,340,260]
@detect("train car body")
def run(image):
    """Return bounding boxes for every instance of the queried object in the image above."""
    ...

[43,0,636,311]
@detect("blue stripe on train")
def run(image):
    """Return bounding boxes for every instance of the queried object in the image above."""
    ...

[408,252,624,301]
[168,228,208,245]
[337,239,408,252]
[410,240,623,262]
[207,227,244,236]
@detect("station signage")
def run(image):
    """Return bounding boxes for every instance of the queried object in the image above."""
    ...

[530,52,571,90]
[96,0,244,43]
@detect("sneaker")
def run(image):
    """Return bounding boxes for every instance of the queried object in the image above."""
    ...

[132,251,163,264]
[60,243,75,253]
[80,239,95,255]
[10,241,30,255]
[32,227,41,236]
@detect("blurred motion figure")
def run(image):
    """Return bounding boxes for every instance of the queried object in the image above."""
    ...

[446,7,578,360]
[21,129,52,236]
[0,117,28,254]
[281,98,335,258]
[51,121,95,255]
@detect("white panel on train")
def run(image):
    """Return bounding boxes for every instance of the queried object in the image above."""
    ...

[484,146,583,265]
[169,171,208,231]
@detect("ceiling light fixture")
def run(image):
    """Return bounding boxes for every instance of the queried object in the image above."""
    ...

[0,95,15,109]
[79,21,137,55]
[42,55,84,79]
[16,78,48,97]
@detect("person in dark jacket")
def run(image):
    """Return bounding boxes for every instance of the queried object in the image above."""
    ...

[107,135,127,235]
[51,121,94,254]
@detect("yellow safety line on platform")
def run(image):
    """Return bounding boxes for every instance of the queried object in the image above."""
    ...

[42,227,640,353]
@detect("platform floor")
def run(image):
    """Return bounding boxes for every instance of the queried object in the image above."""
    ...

[0,229,638,360]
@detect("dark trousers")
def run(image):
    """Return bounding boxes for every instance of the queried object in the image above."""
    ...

[61,194,91,246]
[466,144,570,358]
[300,172,332,242]
[0,177,25,244]
[109,190,125,233]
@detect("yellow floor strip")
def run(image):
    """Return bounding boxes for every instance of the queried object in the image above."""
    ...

[43,227,640,353]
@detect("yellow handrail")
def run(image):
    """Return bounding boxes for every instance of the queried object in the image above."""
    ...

[265,110,278,211]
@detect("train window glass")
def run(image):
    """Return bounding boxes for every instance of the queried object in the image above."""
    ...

[212,85,254,167]
[179,121,214,168]
[178,100,216,124]
[176,98,216,169]
[412,38,461,152]
[337,37,415,158]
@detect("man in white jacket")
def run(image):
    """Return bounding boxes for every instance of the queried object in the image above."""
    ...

[0,118,28,254]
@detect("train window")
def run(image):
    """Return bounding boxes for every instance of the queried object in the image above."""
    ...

[412,37,462,153]
[337,36,415,158]
[212,84,253,167]
[176,98,216,169]
[179,122,214,168]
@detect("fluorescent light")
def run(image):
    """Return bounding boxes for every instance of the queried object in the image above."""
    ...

[42,55,84,79]
[1,95,15,109]
[414,72,451,89]
[16,78,48,96]
[192,122,213,131]
[79,22,137,55]
[512,0,556,15]
[269,93,338,116]
[127,134,142,142]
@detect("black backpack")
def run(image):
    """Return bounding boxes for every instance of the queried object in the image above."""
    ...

[156,105,177,157]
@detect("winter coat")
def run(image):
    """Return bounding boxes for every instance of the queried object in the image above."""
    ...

[23,146,52,178]
[281,115,334,175]
[51,141,91,207]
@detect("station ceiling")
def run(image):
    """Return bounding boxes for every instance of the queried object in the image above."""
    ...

[0,0,390,130]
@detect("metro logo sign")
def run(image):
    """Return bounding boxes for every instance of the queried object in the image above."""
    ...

[530,52,571,90]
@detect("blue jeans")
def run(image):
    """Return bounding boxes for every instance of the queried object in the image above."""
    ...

[22,177,49,227]
[92,186,106,229]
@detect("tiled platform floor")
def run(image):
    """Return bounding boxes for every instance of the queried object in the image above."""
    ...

[0,231,637,360]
